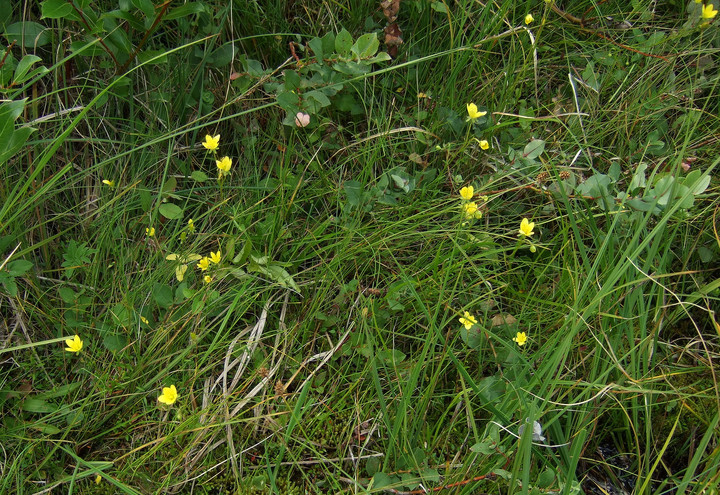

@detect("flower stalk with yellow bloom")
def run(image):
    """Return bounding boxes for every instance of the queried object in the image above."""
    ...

[459,311,477,330]
[202,134,220,151]
[466,103,487,122]
[157,385,178,405]
[65,335,83,353]
[519,218,535,237]
[513,331,528,346]
[459,185,474,201]
[216,156,232,180]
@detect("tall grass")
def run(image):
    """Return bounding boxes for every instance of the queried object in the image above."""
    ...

[1,0,718,493]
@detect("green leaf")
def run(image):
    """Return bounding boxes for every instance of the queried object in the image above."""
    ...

[0,126,36,165]
[370,472,394,490]
[208,44,235,68]
[4,21,52,48]
[7,259,33,276]
[351,33,379,59]
[13,55,43,83]
[276,91,300,112]
[153,283,174,308]
[1,275,17,297]
[31,423,62,435]
[58,287,77,304]
[684,170,710,196]
[159,203,183,220]
[344,180,364,206]
[523,139,545,160]
[191,170,208,182]
[335,28,353,56]
[41,0,79,20]
[232,240,252,265]
[283,69,302,91]
[305,89,331,108]
[131,0,155,18]
[137,49,168,65]
[308,36,324,64]
[36,382,82,399]
[103,334,127,352]
[165,2,206,20]
[22,398,58,413]
[537,469,555,488]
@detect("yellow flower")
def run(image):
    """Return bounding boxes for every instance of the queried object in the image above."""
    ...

[157,385,178,405]
[95,475,102,484]
[204,275,212,284]
[140,316,149,325]
[459,311,477,330]
[695,0,703,3]
[102,179,115,187]
[216,156,232,179]
[466,103,487,121]
[702,4,718,19]
[187,218,195,233]
[146,227,155,237]
[65,335,83,353]
[197,257,210,271]
[209,250,221,264]
[519,218,535,237]
[463,202,482,219]
[479,139,490,150]
[417,92,428,98]
[459,185,474,200]
[202,134,220,151]
[525,13,534,24]
[513,331,528,346]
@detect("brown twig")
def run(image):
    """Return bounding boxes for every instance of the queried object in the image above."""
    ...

[66,0,120,69]
[118,0,172,74]
[0,40,16,73]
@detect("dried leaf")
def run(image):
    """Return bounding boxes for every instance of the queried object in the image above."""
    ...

[490,314,517,327]
[384,22,403,57]
[380,0,401,23]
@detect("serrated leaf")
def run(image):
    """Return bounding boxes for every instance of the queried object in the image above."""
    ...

[7,259,33,276]
[191,170,208,182]
[159,203,183,220]
[1,276,17,297]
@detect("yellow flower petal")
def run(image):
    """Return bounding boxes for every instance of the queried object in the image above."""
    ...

[202,134,220,151]
[525,13,534,25]
[158,385,178,405]
[459,186,474,200]
[702,4,717,19]
[513,331,528,346]
[519,218,535,237]
[459,311,477,330]
[64,335,83,353]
